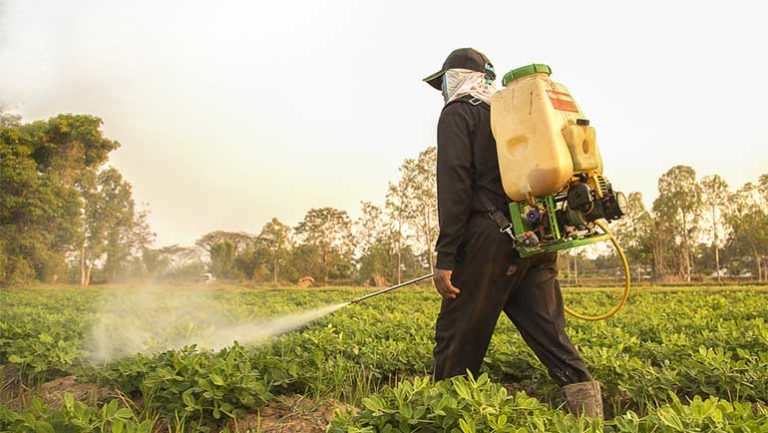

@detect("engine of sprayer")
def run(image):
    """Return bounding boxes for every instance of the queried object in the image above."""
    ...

[490,64,627,256]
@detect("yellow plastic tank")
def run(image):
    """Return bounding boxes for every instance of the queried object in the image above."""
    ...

[491,64,602,202]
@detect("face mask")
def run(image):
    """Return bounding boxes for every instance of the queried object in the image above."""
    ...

[440,69,496,105]
[441,74,449,103]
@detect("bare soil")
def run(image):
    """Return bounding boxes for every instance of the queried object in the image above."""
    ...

[225,395,355,433]
[36,375,114,408]
[0,372,114,410]
[0,364,22,405]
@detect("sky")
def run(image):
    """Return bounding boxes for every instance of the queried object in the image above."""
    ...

[1,0,765,247]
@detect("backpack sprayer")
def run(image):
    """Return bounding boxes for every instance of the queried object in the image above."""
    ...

[351,65,631,321]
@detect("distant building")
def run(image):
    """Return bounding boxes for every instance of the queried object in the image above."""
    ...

[709,269,729,278]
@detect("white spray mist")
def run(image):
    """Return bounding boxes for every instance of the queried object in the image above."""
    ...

[85,285,348,363]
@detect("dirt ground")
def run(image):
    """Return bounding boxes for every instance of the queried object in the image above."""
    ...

[36,375,114,408]
[0,368,113,411]
[0,369,355,432]
[225,395,355,433]
[0,364,21,405]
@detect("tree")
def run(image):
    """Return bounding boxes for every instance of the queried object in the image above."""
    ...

[210,240,237,279]
[611,192,654,280]
[141,246,171,276]
[0,111,21,128]
[259,218,292,283]
[294,207,353,283]
[195,231,253,254]
[725,183,768,281]
[758,174,768,204]
[28,114,120,187]
[101,173,153,281]
[0,113,149,286]
[355,202,391,284]
[700,175,730,281]
[233,241,269,280]
[142,245,204,280]
[398,147,438,273]
[356,202,385,256]
[386,181,408,284]
[79,168,144,286]
[0,119,81,284]
[653,166,702,282]
[726,208,767,281]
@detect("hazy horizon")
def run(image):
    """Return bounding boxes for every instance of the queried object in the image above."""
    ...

[1,0,765,247]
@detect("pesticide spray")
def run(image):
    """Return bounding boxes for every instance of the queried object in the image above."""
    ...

[85,285,350,363]
[85,276,436,363]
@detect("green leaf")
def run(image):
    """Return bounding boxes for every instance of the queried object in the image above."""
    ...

[496,414,507,427]
[210,373,225,386]
[115,407,134,419]
[34,420,55,433]
[657,407,685,431]
[458,418,476,433]
[182,391,199,410]
[453,382,472,401]
[63,393,74,410]
[362,396,385,413]
[113,419,125,433]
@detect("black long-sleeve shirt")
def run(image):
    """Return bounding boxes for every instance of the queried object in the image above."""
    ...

[435,96,508,270]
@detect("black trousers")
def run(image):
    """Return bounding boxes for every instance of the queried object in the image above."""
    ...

[433,214,592,386]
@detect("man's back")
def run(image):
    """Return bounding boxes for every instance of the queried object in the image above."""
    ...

[435,96,507,270]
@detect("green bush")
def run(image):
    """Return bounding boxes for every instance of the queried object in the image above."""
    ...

[4,256,35,286]
[329,374,768,433]
[0,394,154,433]
[3,286,768,431]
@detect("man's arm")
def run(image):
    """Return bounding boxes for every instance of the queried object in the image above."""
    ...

[435,103,474,271]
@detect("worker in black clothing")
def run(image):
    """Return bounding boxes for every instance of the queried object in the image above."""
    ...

[423,48,603,418]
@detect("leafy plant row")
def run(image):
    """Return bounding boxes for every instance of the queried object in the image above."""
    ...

[2,286,767,431]
[329,373,768,433]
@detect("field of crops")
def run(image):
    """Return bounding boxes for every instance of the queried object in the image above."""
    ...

[1,284,768,432]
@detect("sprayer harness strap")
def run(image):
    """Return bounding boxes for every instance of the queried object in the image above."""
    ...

[479,193,516,244]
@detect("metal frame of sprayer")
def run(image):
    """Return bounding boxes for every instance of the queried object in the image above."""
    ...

[350,173,632,322]
[508,173,626,257]
[502,172,632,320]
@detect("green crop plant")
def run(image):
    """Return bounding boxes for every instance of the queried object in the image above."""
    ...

[329,374,768,433]
[2,285,768,431]
[0,394,155,433]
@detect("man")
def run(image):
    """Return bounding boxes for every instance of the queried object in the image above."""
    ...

[423,48,603,418]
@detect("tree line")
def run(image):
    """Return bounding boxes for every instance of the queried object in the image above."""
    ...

[2,112,765,286]
[150,147,440,286]
[0,112,151,287]
[613,166,768,283]
[0,112,440,286]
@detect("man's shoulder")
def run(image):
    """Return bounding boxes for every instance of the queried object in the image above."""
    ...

[441,97,473,114]
[440,97,488,125]
[442,96,489,114]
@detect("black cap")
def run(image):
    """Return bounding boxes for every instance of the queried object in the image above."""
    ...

[423,48,494,91]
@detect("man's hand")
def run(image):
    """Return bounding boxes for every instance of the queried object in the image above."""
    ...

[433,268,461,299]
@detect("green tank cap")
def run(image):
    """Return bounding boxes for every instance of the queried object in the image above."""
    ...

[502,64,552,87]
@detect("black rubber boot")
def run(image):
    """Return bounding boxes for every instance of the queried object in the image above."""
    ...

[562,380,604,419]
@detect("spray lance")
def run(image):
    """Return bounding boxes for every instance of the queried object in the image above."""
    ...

[349,274,434,304]
[348,220,629,320]
[348,227,628,321]
[350,64,632,321]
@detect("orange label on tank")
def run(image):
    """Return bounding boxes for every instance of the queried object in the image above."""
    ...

[547,90,579,113]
